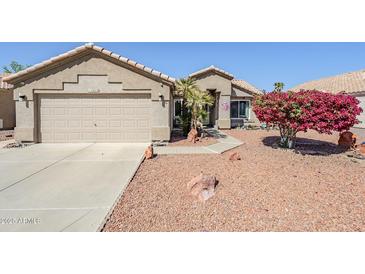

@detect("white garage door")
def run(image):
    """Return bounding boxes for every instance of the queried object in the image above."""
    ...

[39,94,151,143]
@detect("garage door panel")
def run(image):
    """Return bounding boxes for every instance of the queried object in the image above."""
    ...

[94,107,108,115]
[69,120,82,128]
[109,107,122,115]
[54,120,67,128]
[109,120,122,128]
[68,108,82,115]
[124,130,150,142]
[82,108,93,115]
[95,119,108,128]
[39,94,151,143]
[68,132,82,142]
[41,107,53,115]
[82,119,95,128]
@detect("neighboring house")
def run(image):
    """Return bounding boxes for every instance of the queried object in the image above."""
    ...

[291,69,365,129]
[2,43,261,143]
[0,74,15,130]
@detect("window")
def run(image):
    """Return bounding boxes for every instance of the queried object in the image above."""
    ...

[230,100,249,119]
[174,99,183,118]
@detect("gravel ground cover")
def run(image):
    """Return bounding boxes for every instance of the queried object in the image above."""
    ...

[0,130,14,141]
[168,130,218,147]
[104,129,365,232]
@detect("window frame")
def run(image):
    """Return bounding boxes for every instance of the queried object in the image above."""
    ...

[173,98,184,118]
[230,99,250,119]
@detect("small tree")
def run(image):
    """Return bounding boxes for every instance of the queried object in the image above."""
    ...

[253,90,363,148]
[274,82,285,92]
[175,78,214,131]
[3,61,30,73]
[185,87,214,130]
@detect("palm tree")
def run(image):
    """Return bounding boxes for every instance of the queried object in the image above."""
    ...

[185,88,214,130]
[175,77,199,97]
[3,61,30,73]
[175,77,214,130]
[274,82,285,92]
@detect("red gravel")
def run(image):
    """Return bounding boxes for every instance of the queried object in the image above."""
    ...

[0,130,14,141]
[168,131,218,147]
[168,136,217,147]
[104,129,365,232]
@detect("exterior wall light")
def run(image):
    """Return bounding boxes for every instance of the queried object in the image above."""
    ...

[19,93,27,102]
[158,92,164,101]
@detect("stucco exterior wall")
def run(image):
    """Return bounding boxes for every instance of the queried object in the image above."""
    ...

[231,87,253,98]
[250,106,259,123]
[194,73,232,128]
[0,89,15,129]
[12,53,172,142]
[355,95,365,128]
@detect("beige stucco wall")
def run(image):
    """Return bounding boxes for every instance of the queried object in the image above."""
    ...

[231,87,253,98]
[0,89,15,129]
[355,95,365,128]
[194,72,232,128]
[12,53,172,142]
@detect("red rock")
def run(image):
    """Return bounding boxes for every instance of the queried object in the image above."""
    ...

[144,145,154,159]
[187,174,216,202]
[187,128,198,143]
[229,152,241,161]
[338,131,355,149]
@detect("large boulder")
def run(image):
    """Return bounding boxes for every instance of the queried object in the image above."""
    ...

[144,145,154,159]
[338,131,356,149]
[187,128,198,143]
[187,174,217,202]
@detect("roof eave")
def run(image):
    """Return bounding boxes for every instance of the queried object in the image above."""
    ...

[2,43,176,86]
[189,66,234,80]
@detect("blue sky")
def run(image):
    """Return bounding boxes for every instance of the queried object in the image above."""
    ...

[1,42,365,91]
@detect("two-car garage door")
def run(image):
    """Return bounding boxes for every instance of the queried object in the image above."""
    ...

[39,94,151,143]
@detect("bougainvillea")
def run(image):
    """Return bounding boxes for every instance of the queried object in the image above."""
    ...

[253,90,363,148]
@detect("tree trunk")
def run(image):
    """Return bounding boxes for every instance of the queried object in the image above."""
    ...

[279,126,296,149]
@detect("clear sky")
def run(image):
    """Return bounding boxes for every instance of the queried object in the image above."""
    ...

[1,42,365,91]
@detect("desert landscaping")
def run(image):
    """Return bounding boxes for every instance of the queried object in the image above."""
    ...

[104,129,365,232]
[167,130,218,147]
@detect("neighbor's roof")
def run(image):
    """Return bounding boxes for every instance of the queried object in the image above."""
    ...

[232,79,263,95]
[290,69,365,95]
[2,43,175,84]
[0,74,13,90]
[189,65,234,80]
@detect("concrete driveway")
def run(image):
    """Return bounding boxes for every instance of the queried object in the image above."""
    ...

[0,143,147,232]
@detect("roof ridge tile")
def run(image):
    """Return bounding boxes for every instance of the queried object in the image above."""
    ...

[3,43,175,84]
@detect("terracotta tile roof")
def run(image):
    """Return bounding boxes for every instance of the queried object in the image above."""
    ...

[290,69,365,95]
[232,79,263,95]
[0,73,13,89]
[189,65,234,80]
[2,43,175,84]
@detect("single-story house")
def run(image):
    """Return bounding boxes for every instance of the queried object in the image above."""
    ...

[290,69,365,129]
[2,43,262,143]
[0,74,15,129]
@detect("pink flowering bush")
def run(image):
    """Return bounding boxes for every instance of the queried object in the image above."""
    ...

[253,90,363,148]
